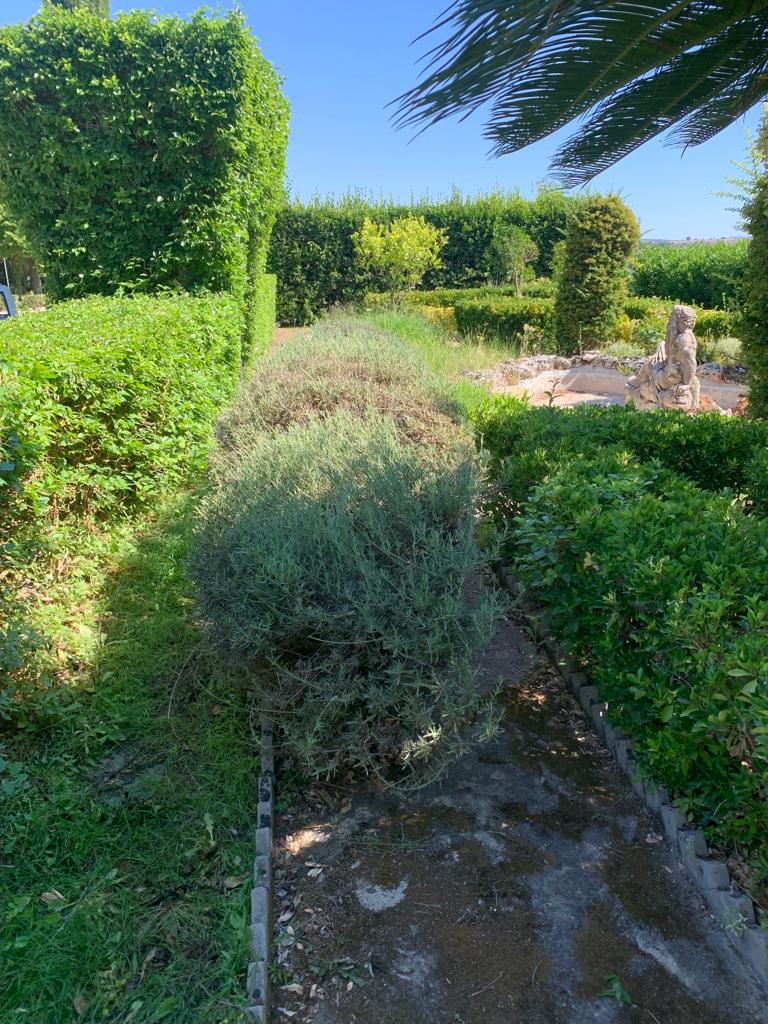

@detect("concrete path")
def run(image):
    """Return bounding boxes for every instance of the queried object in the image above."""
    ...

[271,604,766,1023]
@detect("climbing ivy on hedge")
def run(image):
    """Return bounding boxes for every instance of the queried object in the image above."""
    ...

[554,195,640,354]
[0,7,289,301]
[268,188,582,325]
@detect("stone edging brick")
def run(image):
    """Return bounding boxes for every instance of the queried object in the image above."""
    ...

[498,566,768,988]
[246,719,275,1022]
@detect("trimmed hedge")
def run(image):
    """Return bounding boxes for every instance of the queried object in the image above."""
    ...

[471,397,768,507]
[376,290,735,346]
[554,195,640,354]
[0,292,245,520]
[632,241,748,310]
[268,188,582,325]
[454,295,555,343]
[472,397,768,885]
[0,8,289,302]
[515,455,768,877]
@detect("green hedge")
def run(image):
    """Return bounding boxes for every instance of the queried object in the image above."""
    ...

[554,195,640,354]
[623,296,735,341]
[384,291,735,346]
[515,455,768,877]
[0,292,243,521]
[268,188,582,325]
[454,295,555,342]
[245,272,277,362]
[470,397,768,506]
[632,241,748,310]
[0,8,289,302]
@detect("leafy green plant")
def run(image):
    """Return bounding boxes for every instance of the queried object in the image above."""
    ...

[470,397,768,510]
[514,454,768,884]
[741,113,768,417]
[453,294,554,346]
[486,223,538,294]
[268,187,581,325]
[0,8,289,303]
[192,319,501,787]
[554,195,640,354]
[0,293,245,521]
[632,241,747,310]
[353,215,446,306]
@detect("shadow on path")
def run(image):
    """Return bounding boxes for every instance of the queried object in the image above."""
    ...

[271,601,765,1023]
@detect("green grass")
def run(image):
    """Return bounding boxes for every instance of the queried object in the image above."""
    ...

[359,308,512,413]
[1,493,258,1024]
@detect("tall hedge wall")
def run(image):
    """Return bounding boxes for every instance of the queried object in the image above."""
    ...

[0,8,289,301]
[267,188,582,325]
[632,240,747,309]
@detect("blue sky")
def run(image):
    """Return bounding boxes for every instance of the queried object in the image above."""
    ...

[6,0,762,239]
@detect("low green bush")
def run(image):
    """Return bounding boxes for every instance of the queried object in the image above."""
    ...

[515,455,768,879]
[0,292,243,520]
[632,241,748,310]
[192,317,502,786]
[470,398,768,510]
[454,295,555,345]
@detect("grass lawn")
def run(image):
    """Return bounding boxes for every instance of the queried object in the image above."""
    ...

[359,308,512,412]
[1,493,258,1024]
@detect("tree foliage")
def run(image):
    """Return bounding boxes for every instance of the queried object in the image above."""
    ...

[395,2,768,185]
[554,196,640,354]
[268,188,580,325]
[486,223,538,294]
[0,7,289,301]
[46,0,110,15]
[354,216,446,304]
[740,114,768,417]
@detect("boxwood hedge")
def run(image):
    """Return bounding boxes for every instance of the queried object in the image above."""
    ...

[0,291,256,521]
[0,7,289,302]
[515,454,768,883]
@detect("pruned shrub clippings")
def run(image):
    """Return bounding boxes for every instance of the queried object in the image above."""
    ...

[191,318,502,788]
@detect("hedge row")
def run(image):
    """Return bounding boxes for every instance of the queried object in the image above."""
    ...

[268,188,582,325]
[0,289,272,522]
[0,8,289,303]
[191,315,501,787]
[632,241,748,310]
[369,290,735,346]
[515,455,768,877]
[471,397,768,886]
[471,398,768,506]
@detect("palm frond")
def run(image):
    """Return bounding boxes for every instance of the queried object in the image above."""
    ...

[394,1,768,184]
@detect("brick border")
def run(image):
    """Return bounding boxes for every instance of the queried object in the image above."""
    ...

[246,719,275,1022]
[499,566,768,987]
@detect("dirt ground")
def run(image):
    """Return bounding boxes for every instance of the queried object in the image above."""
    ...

[270,601,766,1024]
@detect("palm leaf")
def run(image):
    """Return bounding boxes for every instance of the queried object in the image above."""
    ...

[394,1,768,184]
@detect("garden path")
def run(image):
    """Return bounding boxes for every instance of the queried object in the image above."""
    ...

[271,598,766,1024]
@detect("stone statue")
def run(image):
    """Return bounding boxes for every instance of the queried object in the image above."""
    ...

[627,305,700,412]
